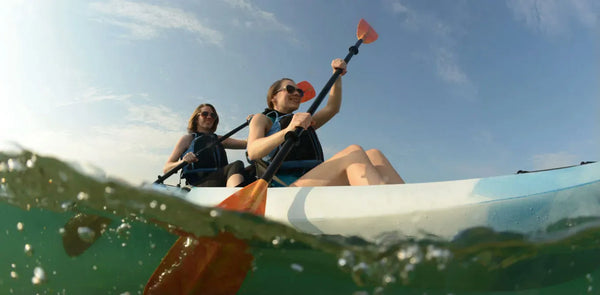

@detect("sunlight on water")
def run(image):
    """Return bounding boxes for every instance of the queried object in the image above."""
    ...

[0,148,600,294]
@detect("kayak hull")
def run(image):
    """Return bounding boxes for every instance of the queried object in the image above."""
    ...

[176,162,600,240]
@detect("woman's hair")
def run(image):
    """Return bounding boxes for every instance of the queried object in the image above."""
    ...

[266,78,294,109]
[187,103,219,133]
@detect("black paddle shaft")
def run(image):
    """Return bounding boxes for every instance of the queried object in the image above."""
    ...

[154,120,250,184]
[261,39,364,183]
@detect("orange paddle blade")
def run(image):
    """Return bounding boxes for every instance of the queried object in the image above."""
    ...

[357,19,378,44]
[218,179,268,215]
[297,80,316,103]
[144,233,253,295]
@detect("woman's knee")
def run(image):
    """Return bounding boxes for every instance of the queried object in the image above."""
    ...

[343,144,366,154]
[365,148,384,158]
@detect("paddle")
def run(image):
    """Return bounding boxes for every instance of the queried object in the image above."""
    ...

[144,19,378,294]
[153,80,316,185]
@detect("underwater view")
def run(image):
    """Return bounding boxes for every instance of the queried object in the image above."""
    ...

[2,149,600,294]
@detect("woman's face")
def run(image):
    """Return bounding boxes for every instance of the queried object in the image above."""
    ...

[196,106,217,132]
[271,80,303,113]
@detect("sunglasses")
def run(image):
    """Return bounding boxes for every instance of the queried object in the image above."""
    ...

[199,111,218,119]
[277,84,304,98]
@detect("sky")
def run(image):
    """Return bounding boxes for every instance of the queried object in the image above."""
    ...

[1,0,598,186]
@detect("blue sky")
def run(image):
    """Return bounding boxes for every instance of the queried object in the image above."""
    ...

[1,0,598,185]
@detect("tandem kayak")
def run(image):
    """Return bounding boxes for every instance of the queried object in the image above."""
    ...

[166,161,600,241]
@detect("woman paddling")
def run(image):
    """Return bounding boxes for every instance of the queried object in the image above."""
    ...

[247,58,404,186]
[165,103,247,187]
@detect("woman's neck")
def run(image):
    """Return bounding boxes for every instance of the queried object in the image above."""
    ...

[274,106,295,114]
[195,127,212,134]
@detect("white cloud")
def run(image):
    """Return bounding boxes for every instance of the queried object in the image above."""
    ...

[126,104,184,131]
[386,1,476,98]
[507,0,598,35]
[390,1,409,14]
[58,87,135,106]
[90,0,224,45]
[435,47,468,85]
[532,152,578,170]
[222,0,292,33]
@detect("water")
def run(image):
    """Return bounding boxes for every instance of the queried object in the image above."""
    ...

[1,149,600,294]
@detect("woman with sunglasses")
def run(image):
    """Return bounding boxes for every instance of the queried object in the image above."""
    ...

[164,103,247,187]
[247,58,404,187]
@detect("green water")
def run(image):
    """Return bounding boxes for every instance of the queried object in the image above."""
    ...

[1,150,600,294]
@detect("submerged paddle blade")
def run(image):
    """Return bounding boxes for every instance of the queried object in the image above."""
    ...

[218,179,268,215]
[298,80,316,103]
[144,233,253,295]
[357,19,378,44]
[62,213,111,257]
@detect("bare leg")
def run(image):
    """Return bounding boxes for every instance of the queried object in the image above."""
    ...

[365,149,405,184]
[291,145,384,187]
[226,174,244,187]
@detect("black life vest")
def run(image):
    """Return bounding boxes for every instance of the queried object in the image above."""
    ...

[262,109,324,172]
[181,133,228,179]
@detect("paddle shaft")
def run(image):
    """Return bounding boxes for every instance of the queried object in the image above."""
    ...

[261,39,364,182]
[154,121,249,184]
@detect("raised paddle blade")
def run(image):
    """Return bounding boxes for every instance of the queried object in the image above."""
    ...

[357,19,378,44]
[218,179,268,215]
[297,80,316,103]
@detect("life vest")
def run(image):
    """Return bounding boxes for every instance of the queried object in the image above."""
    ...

[181,133,228,180]
[262,109,324,172]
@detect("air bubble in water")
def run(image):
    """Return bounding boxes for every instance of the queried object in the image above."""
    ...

[116,223,131,237]
[159,204,167,211]
[149,200,158,209]
[31,266,45,285]
[338,250,355,269]
[77,192,89,201]
[16,222,23,231]
[290,263,303,272]
[271,236,282,246]
[24,244,33,256]
[60,201,74,211]
[77,227,96,243]
[26,155,37,168]
[7,159,24,172]
[209,209,220,218]
[10,271,18,279]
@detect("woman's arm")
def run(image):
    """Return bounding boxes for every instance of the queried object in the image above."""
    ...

[246,112,314,161]
[163,134,194,173]
[312,58,346,129]
[221,137,247,149]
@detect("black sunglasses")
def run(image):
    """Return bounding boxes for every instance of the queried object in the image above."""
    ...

[199,111,217,119]
[277,84,304,97]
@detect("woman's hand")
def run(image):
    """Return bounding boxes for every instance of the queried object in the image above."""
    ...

[286,112,314,132]
[331,58,347,76]
[182,152,198,163]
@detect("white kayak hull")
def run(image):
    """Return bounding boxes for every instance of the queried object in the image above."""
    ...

[172,162,600,241]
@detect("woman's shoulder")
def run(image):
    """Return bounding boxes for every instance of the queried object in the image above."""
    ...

[178,133,195,143]
[251,113,271,125]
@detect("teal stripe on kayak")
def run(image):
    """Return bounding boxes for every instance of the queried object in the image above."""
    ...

[472,162,600,199]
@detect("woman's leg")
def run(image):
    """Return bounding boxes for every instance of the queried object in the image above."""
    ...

[226,174,244,187]
[365,149,405,184]
[291,145,385,187]
[225,160,245,187]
